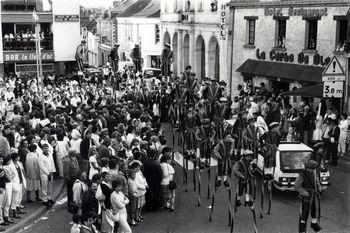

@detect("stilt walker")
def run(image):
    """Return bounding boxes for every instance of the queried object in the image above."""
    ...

[259,122,281,215]
[295,160,322,233]
[195,118,216,203]
[233,150,258,233]
[161,43,174,83]
[183,103,200,192]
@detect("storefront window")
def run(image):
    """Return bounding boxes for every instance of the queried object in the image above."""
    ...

[306,20,318,50]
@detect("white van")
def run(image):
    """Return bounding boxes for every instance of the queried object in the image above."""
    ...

[257,142,330,191]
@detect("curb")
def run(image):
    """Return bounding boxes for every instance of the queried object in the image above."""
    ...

[5,179,66,233]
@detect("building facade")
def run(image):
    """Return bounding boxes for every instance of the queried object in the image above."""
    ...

[227,0,350,112]
[160,0,229,81]
[114,0,161,68]
[96,18,117,66]
[0,0,81,76]
[87,31,99,68]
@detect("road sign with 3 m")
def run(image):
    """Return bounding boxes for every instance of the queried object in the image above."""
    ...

[323,81,343,98]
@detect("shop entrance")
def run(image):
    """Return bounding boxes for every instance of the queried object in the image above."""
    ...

[271,79,289,95]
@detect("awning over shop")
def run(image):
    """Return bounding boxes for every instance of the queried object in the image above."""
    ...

[284,84,323,98]
[236,59,325,83]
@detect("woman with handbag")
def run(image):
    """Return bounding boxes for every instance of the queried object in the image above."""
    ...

[160,154,175,211]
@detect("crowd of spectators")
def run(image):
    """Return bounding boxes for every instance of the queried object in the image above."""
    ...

[3,29,53,51]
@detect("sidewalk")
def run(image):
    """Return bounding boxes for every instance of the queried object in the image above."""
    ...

[4,178,65,233]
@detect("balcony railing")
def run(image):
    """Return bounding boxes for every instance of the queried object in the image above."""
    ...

[3,37,53,51]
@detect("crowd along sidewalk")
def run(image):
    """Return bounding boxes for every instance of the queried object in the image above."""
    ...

[4,178,65,233]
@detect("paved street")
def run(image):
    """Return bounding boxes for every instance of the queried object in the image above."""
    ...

[20,124,350,233]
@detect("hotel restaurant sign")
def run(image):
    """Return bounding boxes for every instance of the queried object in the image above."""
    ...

[3,51,54,62]
[265,7,328,17]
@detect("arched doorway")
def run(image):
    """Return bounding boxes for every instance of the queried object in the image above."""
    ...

[195,35,205,80]
[172,32,178,75]
[163,31,170,45]
[183,34,189,68]
[208,36,220,80]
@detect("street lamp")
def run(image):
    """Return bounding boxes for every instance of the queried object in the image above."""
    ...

[33,10,46,118]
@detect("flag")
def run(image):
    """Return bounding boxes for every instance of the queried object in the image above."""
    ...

[32,10,39,23]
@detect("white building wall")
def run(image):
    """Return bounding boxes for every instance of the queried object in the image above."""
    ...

[230,5,349,96]
[87,31,99,67]
[52,0,80,62]
[160,0,229,82]
[117,17,161,67]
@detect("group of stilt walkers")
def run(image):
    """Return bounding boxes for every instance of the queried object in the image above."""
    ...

[165,70,280,233]
[162,44,323,233]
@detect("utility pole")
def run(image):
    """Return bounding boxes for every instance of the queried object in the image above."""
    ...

[33,10,46,118]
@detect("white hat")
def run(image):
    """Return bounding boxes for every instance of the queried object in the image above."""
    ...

[243,150,254,156]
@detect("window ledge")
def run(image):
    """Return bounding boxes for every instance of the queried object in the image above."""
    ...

[243,44,256,49]
[302,49,317,54]
[272,47,286,51]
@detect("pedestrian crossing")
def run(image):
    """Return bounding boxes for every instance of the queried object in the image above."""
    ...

[173,151,218,170]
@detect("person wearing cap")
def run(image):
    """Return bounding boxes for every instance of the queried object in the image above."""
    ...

[130,44,142,73]
[242,117,259,155]
[259,121,281,160]
[295,160,322,233]
[233,150,255,207]
[211,97,229,140]
[183,102,199,154]
[195,118,216,168]
[75,40,86,72]
[206,78,220,112]
[110,43,119,73]
[213,132,235,187]
[327,118,340,166]
[160,43,174,79]
[182,66,197,98]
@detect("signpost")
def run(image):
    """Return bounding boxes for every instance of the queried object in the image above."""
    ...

[322,56,345,99]
[323,81,343,98]
[33,10,46,118]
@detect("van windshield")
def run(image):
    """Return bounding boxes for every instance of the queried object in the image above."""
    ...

[280,151,312,171]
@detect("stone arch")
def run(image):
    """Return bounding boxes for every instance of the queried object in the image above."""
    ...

[163,31,171,44]
[208,36,220,80]
[195,35,205,80]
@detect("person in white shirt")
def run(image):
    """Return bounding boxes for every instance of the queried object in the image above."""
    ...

[39,144,55,206]
[88,147,100,181]
[11,153,27,215]
[132,161,147,221]
[338,114,349,157]
[160,154,175,211]
[111,178,131,233]
[70,128,82,155]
